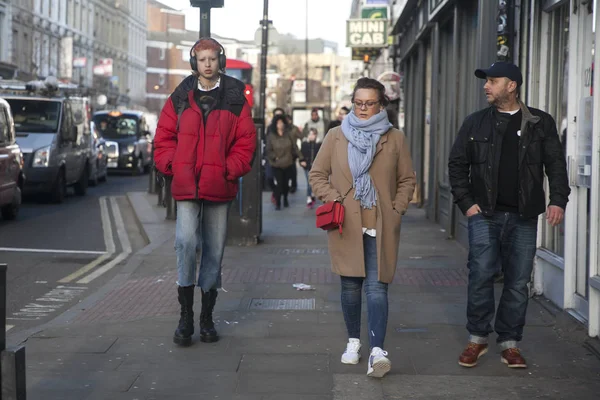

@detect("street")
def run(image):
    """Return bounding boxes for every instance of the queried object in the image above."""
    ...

[0,174,150,337]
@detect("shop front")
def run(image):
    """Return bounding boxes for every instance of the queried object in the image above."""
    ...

[530,0,600,337]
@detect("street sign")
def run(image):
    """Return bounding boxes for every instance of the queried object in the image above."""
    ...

[73,57,87,68]
[351,48,380,61]
[93,58,113,76]
[292,79,306,92]
[346,19,388,47]
[361,6,388,19]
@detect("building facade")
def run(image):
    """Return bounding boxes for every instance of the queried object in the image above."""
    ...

[0,0,13,77]
[391,0,600,338]
[5,0,146,103]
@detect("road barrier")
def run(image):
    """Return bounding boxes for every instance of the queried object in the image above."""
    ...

[0,264,27,399]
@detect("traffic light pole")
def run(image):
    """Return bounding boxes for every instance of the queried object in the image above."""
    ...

[190,1,225,38]
[199,4,211,38]
[258,0,269,126]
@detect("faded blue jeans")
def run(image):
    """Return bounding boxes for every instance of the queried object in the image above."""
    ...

[175,200,230,291]
[303,168,312,197]
[467,211,538,350]
[340,234,388,350]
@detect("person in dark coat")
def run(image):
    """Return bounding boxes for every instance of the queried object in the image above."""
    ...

[300,128,321,208]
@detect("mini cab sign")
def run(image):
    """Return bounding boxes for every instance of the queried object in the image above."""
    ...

[346,19,388,48]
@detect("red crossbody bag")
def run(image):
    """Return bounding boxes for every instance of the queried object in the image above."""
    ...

[315,188,352,234]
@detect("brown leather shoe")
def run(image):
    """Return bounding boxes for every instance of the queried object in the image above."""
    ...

[458,342,488,367]
[501,348,527,368]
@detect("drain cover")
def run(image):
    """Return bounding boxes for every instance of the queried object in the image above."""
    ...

[249,298,315,310]
[268,248,328,255]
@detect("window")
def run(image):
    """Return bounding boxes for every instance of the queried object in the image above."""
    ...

[158,74,165,86]
[11,29,18,64]
[159,47,166,60]
[6,100,62,133]
[541,5,569,257]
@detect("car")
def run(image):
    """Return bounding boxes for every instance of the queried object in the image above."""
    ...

[0,98,25,220]
[1,79,92,203]
[89,121,108,185]
[92,110,153,175]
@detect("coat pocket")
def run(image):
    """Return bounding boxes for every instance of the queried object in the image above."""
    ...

[468,137,490,164]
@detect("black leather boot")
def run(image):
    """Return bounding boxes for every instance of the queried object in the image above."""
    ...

[200,289,219,343]
[173,286,194,346]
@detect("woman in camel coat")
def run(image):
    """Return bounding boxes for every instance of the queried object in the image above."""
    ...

[309,77,416,379]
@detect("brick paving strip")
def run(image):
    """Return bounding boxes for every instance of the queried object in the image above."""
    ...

[74,266,467,324]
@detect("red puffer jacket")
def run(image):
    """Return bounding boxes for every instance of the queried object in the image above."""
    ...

[154,74,256,202]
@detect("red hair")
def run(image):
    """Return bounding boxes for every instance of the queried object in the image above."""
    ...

[192,38,221,55]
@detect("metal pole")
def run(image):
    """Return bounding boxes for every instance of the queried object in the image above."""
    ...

[165,176,177,220]
[258,0,270,126]
[200,4,211,38]
[305,0,309,102]
[0,264,6,354]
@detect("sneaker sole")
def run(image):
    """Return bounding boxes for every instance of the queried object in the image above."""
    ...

[341,356,360,365]
[458,347,488,368]
[501,357,527,368]
[367,359,391,378]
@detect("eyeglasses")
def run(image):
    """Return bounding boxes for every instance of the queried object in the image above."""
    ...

[353,101,380,110]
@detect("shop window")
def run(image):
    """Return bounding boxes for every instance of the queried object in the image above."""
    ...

[541,5,569,257]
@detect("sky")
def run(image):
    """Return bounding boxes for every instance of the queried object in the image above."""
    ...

[155,0,354,56]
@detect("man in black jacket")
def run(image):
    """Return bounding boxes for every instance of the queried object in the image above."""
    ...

[448,62,569,369]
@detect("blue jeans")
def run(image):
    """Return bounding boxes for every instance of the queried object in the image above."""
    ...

[303,168,312,197]
[175,200,230,290]
[340,235,388,349]
[467,212,537,350]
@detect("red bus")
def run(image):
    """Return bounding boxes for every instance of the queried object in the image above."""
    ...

[225,59,254,108]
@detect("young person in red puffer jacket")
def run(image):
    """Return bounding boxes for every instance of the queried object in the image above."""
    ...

[153,38,256,347]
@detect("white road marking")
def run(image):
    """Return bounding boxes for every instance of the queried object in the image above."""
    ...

[58,196,115,283]
[11,286,87,319]
[77,196,131,284]
[0,247,105,255]
[6,325,14,332]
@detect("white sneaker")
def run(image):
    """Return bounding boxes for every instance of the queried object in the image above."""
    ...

[341,338,361,364]
[367,347,391,378]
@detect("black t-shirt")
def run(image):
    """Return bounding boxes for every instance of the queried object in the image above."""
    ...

[194,87,219,123]
[496,110,522,213]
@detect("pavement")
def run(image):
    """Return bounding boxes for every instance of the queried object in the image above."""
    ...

[15,178,600,399]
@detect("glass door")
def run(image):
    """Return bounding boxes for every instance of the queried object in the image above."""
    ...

[571,8,596,320]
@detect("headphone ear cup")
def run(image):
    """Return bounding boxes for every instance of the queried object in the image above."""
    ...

[219,54,226,71]
[189,56,197,72]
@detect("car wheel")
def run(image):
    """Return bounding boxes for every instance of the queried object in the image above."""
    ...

[74,164,89,196]
[50,169,67,203]
[89,162,99,187]
[1,187,21,220]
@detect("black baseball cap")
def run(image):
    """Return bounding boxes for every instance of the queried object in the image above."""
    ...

[475,62,523,87]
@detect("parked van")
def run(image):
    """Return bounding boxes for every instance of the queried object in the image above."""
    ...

[1,79,92,203]
[0,98,25,220]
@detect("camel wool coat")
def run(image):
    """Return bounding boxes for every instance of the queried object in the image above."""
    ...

[309,126,416,283]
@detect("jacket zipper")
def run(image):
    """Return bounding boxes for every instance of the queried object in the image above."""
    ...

[195,121,201,200]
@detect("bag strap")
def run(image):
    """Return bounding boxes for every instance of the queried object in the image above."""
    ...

[336,187,353,204]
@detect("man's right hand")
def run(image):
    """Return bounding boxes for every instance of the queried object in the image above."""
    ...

[466,204,482,217]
